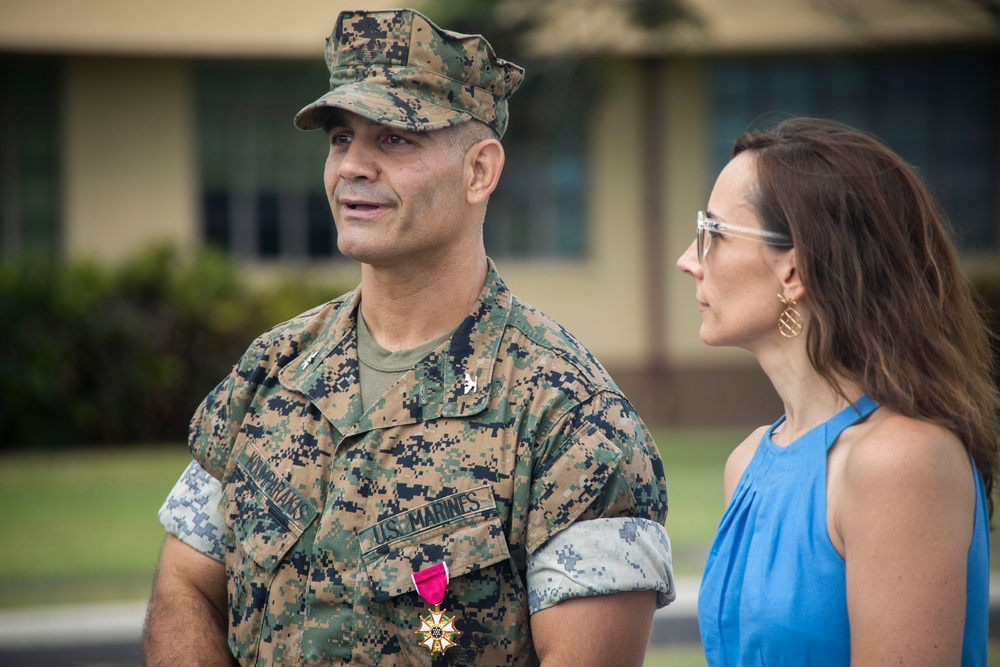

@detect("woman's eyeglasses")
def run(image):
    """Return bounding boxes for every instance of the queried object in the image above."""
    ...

[696,211,793,262]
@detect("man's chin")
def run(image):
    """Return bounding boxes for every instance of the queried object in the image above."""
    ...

[336,239,386,265]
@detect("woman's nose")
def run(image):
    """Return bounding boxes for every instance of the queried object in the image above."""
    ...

[676,239,701,277]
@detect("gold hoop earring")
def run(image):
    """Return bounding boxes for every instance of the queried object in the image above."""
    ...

[777,294,803,338]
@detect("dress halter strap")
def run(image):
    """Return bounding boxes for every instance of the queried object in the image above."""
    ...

[823,395,878,451]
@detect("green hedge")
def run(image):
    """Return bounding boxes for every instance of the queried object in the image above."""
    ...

[0,246,351,448]
[1,247,997,449]
[973,269,1000,389]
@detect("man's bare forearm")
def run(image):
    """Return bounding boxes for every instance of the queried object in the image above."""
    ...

[142,590,235,666]
[142,534,236,667]
[531,590,657,667]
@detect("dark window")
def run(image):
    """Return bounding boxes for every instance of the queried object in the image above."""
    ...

[0,57,62,261]
[197,58,591,261]
[196,61,335,261]
[710,54,999,252]
[487,58,591,258]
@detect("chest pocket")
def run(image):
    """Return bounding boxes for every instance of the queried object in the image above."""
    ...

[224,446,319,664]
[229,448,318,568]
[359,486,533,665]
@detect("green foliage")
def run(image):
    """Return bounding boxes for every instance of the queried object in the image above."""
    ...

[971,268,1000,386]
[627,0,702,28]
[423,0,502,27]
[0,246,351,448]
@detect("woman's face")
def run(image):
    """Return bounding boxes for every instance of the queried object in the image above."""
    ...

[676,152,794,352]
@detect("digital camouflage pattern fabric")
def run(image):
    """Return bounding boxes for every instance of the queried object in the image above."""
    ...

[158,460,227,562]
[525,517,675,613]
[294,9,524,137]
[189,262,669,666]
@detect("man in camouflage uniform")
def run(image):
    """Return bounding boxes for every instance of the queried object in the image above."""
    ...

[142,8,674,666]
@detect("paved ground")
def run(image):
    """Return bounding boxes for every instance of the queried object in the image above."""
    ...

[2,577,998,667]
[0,578,700,666]
[0,599,146,667]
[0,641,141,667]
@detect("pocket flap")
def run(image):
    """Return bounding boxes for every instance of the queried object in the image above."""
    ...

[226,448,318,571]
[360,486,509,604]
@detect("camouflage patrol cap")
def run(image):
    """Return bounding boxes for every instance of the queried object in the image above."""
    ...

[294,8,524,137]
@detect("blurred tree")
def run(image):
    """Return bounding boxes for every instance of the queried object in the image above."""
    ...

[427,0,999,45]
[0,245,351,448]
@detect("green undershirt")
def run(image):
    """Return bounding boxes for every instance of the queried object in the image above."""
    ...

[355,310,457,412]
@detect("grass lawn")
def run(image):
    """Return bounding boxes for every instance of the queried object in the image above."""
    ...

[656,428,740,576]
[1,431,996,666]
[0,430,738,609]
[0,445,192,608]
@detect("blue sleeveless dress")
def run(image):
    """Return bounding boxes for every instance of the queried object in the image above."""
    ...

[698,396,990,666]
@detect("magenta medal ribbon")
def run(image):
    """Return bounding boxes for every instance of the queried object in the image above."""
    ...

[412,562,460,654]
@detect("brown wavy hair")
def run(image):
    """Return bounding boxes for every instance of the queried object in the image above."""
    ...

[733,118,1000,518]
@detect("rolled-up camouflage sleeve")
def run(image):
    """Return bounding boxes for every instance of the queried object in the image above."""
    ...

[526,517,675,613]
[165,315,317,559]
[157,459,227,562]
[525,391,668,553]
[524,389,673,610]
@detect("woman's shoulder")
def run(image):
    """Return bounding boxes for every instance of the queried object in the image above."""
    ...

[836,409,972,514]
[827,407,976,576]
[723,425,772,503]
[845,410,966,476]
[733,425,771,456]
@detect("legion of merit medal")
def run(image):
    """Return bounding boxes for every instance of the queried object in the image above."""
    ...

[412,561,460,655]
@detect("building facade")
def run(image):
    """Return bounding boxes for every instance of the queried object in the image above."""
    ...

[2,0,998,425]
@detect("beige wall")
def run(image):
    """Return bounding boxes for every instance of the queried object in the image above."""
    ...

[520,0,1000,57]
[663,58,761,370]
[5,0,993,59]
[64,57,198,263]
[54,53,667,371]
[496,61,647,365]
[0,0,423,57]
[500,56,761,372]
[498,56,765,375]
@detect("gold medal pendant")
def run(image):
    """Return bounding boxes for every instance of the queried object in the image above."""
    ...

[415,602,461,655]
[412,561,460,655]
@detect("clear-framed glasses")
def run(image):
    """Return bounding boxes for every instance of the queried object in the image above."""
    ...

[696,210,793,262]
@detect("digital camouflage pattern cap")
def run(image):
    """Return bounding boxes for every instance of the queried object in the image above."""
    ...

[294,8,525,137]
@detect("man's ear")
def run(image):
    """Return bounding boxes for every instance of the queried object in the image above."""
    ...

[466,139,504,205]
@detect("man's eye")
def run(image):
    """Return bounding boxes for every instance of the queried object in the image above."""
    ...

[328,132,351,145]
[385,134,409,145]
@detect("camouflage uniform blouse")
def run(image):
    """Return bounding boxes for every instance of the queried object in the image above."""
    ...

[188,264,670,666]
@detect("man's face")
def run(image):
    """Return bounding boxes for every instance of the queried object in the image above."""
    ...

[323,110,472,268]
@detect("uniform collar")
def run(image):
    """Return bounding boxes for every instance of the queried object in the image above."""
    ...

[279,259,512,438]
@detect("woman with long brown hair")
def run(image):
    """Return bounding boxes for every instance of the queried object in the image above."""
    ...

[677,118,998,666]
